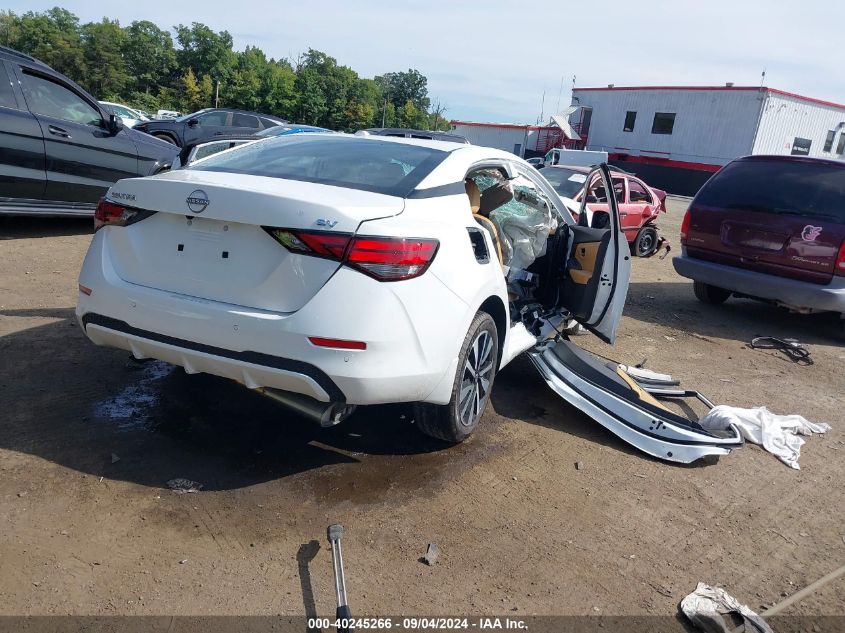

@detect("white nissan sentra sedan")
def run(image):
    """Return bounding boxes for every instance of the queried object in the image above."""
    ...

[77,134,743,462]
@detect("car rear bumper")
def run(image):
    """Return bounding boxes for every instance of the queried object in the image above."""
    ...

[77,230,470,405]
[673,250,845,314]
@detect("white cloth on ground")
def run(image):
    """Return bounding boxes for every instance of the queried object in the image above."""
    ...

[699,405,830,470]
[680,582,773,633]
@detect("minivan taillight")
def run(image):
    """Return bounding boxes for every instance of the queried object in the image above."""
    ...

[94,198,142,231]
[836,239,845,277]
[264,228,439,281]
[680,209,691,245]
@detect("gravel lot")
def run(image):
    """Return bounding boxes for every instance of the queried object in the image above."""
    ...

[1,198,843,620]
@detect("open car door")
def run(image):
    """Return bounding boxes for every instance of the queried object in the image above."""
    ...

[530,164,743,463]
[551,163,631,343]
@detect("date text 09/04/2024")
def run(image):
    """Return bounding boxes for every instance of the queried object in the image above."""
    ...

[306,618,529,630]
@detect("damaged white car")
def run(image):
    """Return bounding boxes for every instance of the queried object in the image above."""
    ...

[77,134,742,462]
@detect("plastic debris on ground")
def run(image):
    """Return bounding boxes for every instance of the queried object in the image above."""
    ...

[166,478,204,494]
[699,405,830,469]
[680,582,774,633]
[423,543,439,566]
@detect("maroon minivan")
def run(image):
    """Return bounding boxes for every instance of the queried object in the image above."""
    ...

[673,155,845,333]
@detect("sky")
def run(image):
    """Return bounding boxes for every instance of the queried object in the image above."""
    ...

[9,0,845,124]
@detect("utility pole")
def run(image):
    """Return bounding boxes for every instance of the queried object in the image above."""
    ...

[555,75,565,113]
[538,90,545,126]
[381,94,390,127]
[215,80,219,108]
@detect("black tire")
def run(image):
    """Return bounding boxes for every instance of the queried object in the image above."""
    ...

[634,226,658,257]
[414,312,498,443]
[153,133,177,145]
[693,281,731,305]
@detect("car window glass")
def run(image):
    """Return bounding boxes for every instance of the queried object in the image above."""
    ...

[189,135,447,197]
[259,117,279,128]
[190,139,254,163]
[21,72,101,126]
[232,113,260,128]
[197,111,228,126]
[628,179,653,204]
[613,178,625,203]
[695,159,845,223]
[0,64,19,109]
[541,167,587,199]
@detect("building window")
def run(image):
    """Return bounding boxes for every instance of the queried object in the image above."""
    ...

[823,130,836,153]
[837,134,845,156]
[791,137,812,156]
[623,111,636,132]
[651,112,676,135]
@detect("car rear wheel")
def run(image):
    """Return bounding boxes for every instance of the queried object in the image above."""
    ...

[693,281,731,305]
[634,226,658,257]
[414,312,498,443]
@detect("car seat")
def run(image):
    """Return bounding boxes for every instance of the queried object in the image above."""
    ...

[465,179,503,266]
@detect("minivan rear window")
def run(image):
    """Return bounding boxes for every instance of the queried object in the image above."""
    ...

[695,159,845,223]
[189,135,448,197]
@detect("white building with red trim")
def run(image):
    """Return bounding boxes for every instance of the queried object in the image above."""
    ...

[570,85,845,194]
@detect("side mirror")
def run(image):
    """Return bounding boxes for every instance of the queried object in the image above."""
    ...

[107,114,124,135]
[187,118,199,127]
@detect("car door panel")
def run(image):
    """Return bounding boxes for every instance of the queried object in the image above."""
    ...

[0,61,46,200]
[564,164,631,343]
[17,68,139,203]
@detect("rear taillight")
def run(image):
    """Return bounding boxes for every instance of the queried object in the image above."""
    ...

[94,198,140,231]
[836,239,845,277]
[680,209,691,245]
[346,236,439,281]
[264,228,439,281]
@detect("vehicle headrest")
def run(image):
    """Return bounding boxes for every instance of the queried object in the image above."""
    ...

[479,182,513,216]
[465,179,481,213]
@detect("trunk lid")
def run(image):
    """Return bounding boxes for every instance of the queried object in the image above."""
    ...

[103,170,404,312]
[686,157,845,284]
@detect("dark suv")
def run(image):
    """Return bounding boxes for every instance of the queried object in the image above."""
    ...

[134,108,287,147]
[0,46,178,216]
[673,155,845,331]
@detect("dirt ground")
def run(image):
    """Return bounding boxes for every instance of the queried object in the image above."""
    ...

[1,198,843,622]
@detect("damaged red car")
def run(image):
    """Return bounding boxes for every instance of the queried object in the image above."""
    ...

[542,164,668,257]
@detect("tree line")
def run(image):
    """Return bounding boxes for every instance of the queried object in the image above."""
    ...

[0,7,450,131]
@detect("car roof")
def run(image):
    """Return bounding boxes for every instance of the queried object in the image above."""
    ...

[736,154,845,169]
[0,45,51,70]
[363,127,469,141]
[188,107,286,120]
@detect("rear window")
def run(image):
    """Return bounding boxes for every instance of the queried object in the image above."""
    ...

[695,159,845,223]
[188,135,448,196]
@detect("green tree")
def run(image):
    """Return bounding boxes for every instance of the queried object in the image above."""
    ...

[123,20,176,94]
[174,22,236,85]
[0,8,86,81]
[179,67,202,112]
[375,69,430,114]
[260,62,297,120]
[81,18,128,97]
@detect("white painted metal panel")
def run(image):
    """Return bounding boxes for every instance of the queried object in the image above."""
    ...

[573,88,764,166]
[449,123,535,155]
[752,93,845,160]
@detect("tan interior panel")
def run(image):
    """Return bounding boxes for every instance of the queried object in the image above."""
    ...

[568,241,600,284]
[473,214,504,267]
[465,179,481,213]
[615,368,673,413]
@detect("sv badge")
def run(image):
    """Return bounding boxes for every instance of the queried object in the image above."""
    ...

[315,218,339,228]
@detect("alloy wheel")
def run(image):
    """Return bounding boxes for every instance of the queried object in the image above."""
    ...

[458,330,494,427]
